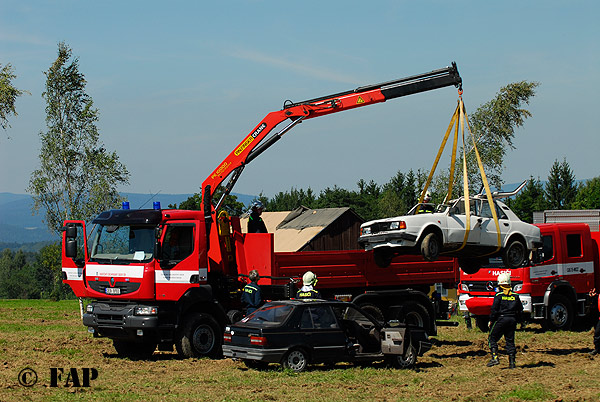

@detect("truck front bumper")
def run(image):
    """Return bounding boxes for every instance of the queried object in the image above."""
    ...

[83,301,160,340]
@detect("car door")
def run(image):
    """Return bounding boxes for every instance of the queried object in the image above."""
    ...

[298,305,346,362]
[477,199,509,248]
[446,198,480,245]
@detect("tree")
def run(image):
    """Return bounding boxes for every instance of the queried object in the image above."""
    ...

[505,176,549,222]
[28,43,129,235]
[266,187,316,211]
[572,177,600,210]
[0,62,27,132]
[453,81,539,194]
[546,158,577,209]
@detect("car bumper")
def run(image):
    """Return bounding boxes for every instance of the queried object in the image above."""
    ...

[359,232,418,250]
[222,345,289,363]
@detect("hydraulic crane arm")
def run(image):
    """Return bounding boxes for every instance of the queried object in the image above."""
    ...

[201,62,462,218]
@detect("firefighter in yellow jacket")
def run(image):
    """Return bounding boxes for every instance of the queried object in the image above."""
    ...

[296,271,322,299]
[487,272,523,369]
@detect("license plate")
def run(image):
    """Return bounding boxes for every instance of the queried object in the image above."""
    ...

[105,287,121,295]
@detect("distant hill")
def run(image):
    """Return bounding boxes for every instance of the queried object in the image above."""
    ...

[0,192,257,245]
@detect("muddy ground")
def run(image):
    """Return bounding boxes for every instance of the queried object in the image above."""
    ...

[1,300,599,401]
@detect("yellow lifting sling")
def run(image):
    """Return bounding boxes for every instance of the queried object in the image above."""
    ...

[419,92,502,255]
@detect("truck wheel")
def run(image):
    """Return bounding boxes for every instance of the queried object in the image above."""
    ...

[388,343,417,369]
[543,295,574,331]
[502,239,526,268]
[421,232,440,262]
[458,258,482,275]
[394,301,430,333]
[112,339,156,360]
[475,315,490,332]
[373,248,393,268]
[282,348,308,372]
[358,303,385,322]
[227,309,243,324]
[176,312,222,359]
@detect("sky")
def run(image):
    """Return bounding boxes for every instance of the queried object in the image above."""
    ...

[1,1,598,200]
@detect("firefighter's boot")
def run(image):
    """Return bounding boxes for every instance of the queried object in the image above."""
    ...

[508,354,516,369]
[486,349,499,367]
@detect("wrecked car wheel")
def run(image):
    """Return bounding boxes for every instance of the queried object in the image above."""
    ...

[282,348,308,372]
[420,232,440,262]
[373,247,393,268]
[458,258,482,275]
[388,343,417,369]
[502,239,526,268]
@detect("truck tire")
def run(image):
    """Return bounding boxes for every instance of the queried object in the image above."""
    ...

[282,348,308,372]
[475,315,490,332]
[502,239,526,268]
[393,301,431,333]
[388,343,417,369]
[112,339,156,360]
[227,309,243,324]
[176,312,222,359]
[458,258,482,275]
[373,247,393,268]
[358,303,385,322]
[543,294,574,331]
[420,232,440,262]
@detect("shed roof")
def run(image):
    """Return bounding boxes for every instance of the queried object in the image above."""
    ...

[239,207,362,252]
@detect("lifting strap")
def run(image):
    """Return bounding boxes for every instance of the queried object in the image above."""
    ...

[420,92,501,255]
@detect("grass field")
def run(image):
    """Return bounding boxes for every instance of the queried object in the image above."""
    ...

[1,299,599,401]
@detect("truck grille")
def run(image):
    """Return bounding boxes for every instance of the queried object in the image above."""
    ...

[88,280,141,295]
[463,280,523,293]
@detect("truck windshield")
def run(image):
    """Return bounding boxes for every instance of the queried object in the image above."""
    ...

[88,224,155,263]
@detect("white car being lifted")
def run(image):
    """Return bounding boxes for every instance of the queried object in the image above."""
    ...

[358,185,542,274]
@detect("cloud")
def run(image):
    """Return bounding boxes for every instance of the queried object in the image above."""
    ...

[227,48,358,85]
[0,31,52,46]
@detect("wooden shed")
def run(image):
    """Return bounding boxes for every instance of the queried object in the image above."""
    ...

[240,206,364,252]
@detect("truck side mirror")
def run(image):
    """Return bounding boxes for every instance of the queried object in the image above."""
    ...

[65,225,78,239]
[65,238,78,258]
[155,240,162,260]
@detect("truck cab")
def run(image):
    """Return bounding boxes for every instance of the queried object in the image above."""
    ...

[458,223,600,331]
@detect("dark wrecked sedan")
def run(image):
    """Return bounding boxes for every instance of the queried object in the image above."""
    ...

[222,299,431,372]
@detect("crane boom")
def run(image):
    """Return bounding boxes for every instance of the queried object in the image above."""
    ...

[201,63,462,225]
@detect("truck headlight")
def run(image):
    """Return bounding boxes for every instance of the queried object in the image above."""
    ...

[86,304,94,313]
[134,306,158,315]
[361,227,371,236]
[460,283,469,292]
[513,284,523,292]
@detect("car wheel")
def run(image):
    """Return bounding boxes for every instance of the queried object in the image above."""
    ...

[112,339,156,360]
[543,295,573,331]
[388,343,417,369]
[282,348,309,372]
[420,232,440,262]
[176,313,222,359]
[475,315,490,332]
[243,359,269,370]
[502,239,526,268]
[373,247,393,268]
[458,258,482,275]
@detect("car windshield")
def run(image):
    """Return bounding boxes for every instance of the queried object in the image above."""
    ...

[407,203,447,215]
[88,224,155,263]
[242,303,295,326]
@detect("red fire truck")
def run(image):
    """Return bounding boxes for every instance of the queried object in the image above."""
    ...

[458,219,600,331]
[62,63,462,359]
